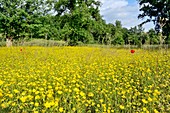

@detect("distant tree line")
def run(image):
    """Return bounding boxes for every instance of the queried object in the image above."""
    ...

[0,0,169,46]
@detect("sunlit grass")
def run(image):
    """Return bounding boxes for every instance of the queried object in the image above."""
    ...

[0,47,169,113]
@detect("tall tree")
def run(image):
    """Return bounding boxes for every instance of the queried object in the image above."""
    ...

[53,0,102,45]
[128,25,146,46]
[0,0,56,46]
[138,0,170,45]
[112,20,124,45]
[0,0,21,46]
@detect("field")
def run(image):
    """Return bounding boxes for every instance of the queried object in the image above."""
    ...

[0,47,169,113]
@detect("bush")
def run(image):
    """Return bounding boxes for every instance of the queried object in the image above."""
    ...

[0,41,6,47]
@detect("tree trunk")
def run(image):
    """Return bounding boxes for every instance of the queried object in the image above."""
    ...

[159,32,163,47]
[159,25,163,48]
[45,33,48,46]
[102,36,105,45]
[128,40,130,49]
[31,32,33,40]
[159,19,167,48]
[45,33,47,40]
[159,32,166,48]
[6,36,12,47]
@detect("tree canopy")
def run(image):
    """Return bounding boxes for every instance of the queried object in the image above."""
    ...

[0,0,168,46]
[138,0,170,44]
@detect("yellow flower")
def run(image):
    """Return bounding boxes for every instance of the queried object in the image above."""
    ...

[57,90,63,95]
[143,107,147,111]
[1,103,7,108]
[35,102,39,107]
[147,68,151,72]
[154,109,159,113]
[73,88,79,92]
[148,97,152,102]
[35,91,40,95]
[154,90,160,95]
[111,110,114,112]
[142,99,148,104]
[0,92,3,97]
[8,94,13,98]
[11,102,16,106]
[30,102,34,105]
[92,101,95,106]
[47,94,53,98]
[0,80,4,85]
[20,96,27,103]
[148,90,152,93]
[59,107,64,112]
[35,95,41,100]
[88,92,94,97]
[80,91,85,97]
[72,107,76,111]
[121,95,126,98]
[119,105,125,110]
[97,104,100,107]
[54,99,59,107]
[27,95,34,100]
[99,99,104,103]
[95,109,99,112]
[44,102,51,108]
[34,111,39,113]
[13,89,20,93]
[107,109,111,113]
[48,85,52,89]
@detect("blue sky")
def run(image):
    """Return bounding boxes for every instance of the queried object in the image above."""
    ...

[99,0,155,31]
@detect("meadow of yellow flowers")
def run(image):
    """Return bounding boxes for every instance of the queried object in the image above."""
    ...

[0,47,169,113]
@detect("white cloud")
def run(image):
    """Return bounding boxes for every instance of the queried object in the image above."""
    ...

[98,0,154,31]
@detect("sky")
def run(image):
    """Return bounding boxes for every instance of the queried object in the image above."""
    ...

[99,0,155,31]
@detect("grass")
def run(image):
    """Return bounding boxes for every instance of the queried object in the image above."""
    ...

[0,47,169,113]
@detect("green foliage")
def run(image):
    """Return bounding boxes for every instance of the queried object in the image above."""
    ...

[0,0,170,46]
[111,20,124,45]
[148,29,159,44]
[0,41,6,47]
[138,0,170,41]
[138,0,170,24]
[128,26,148,46]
